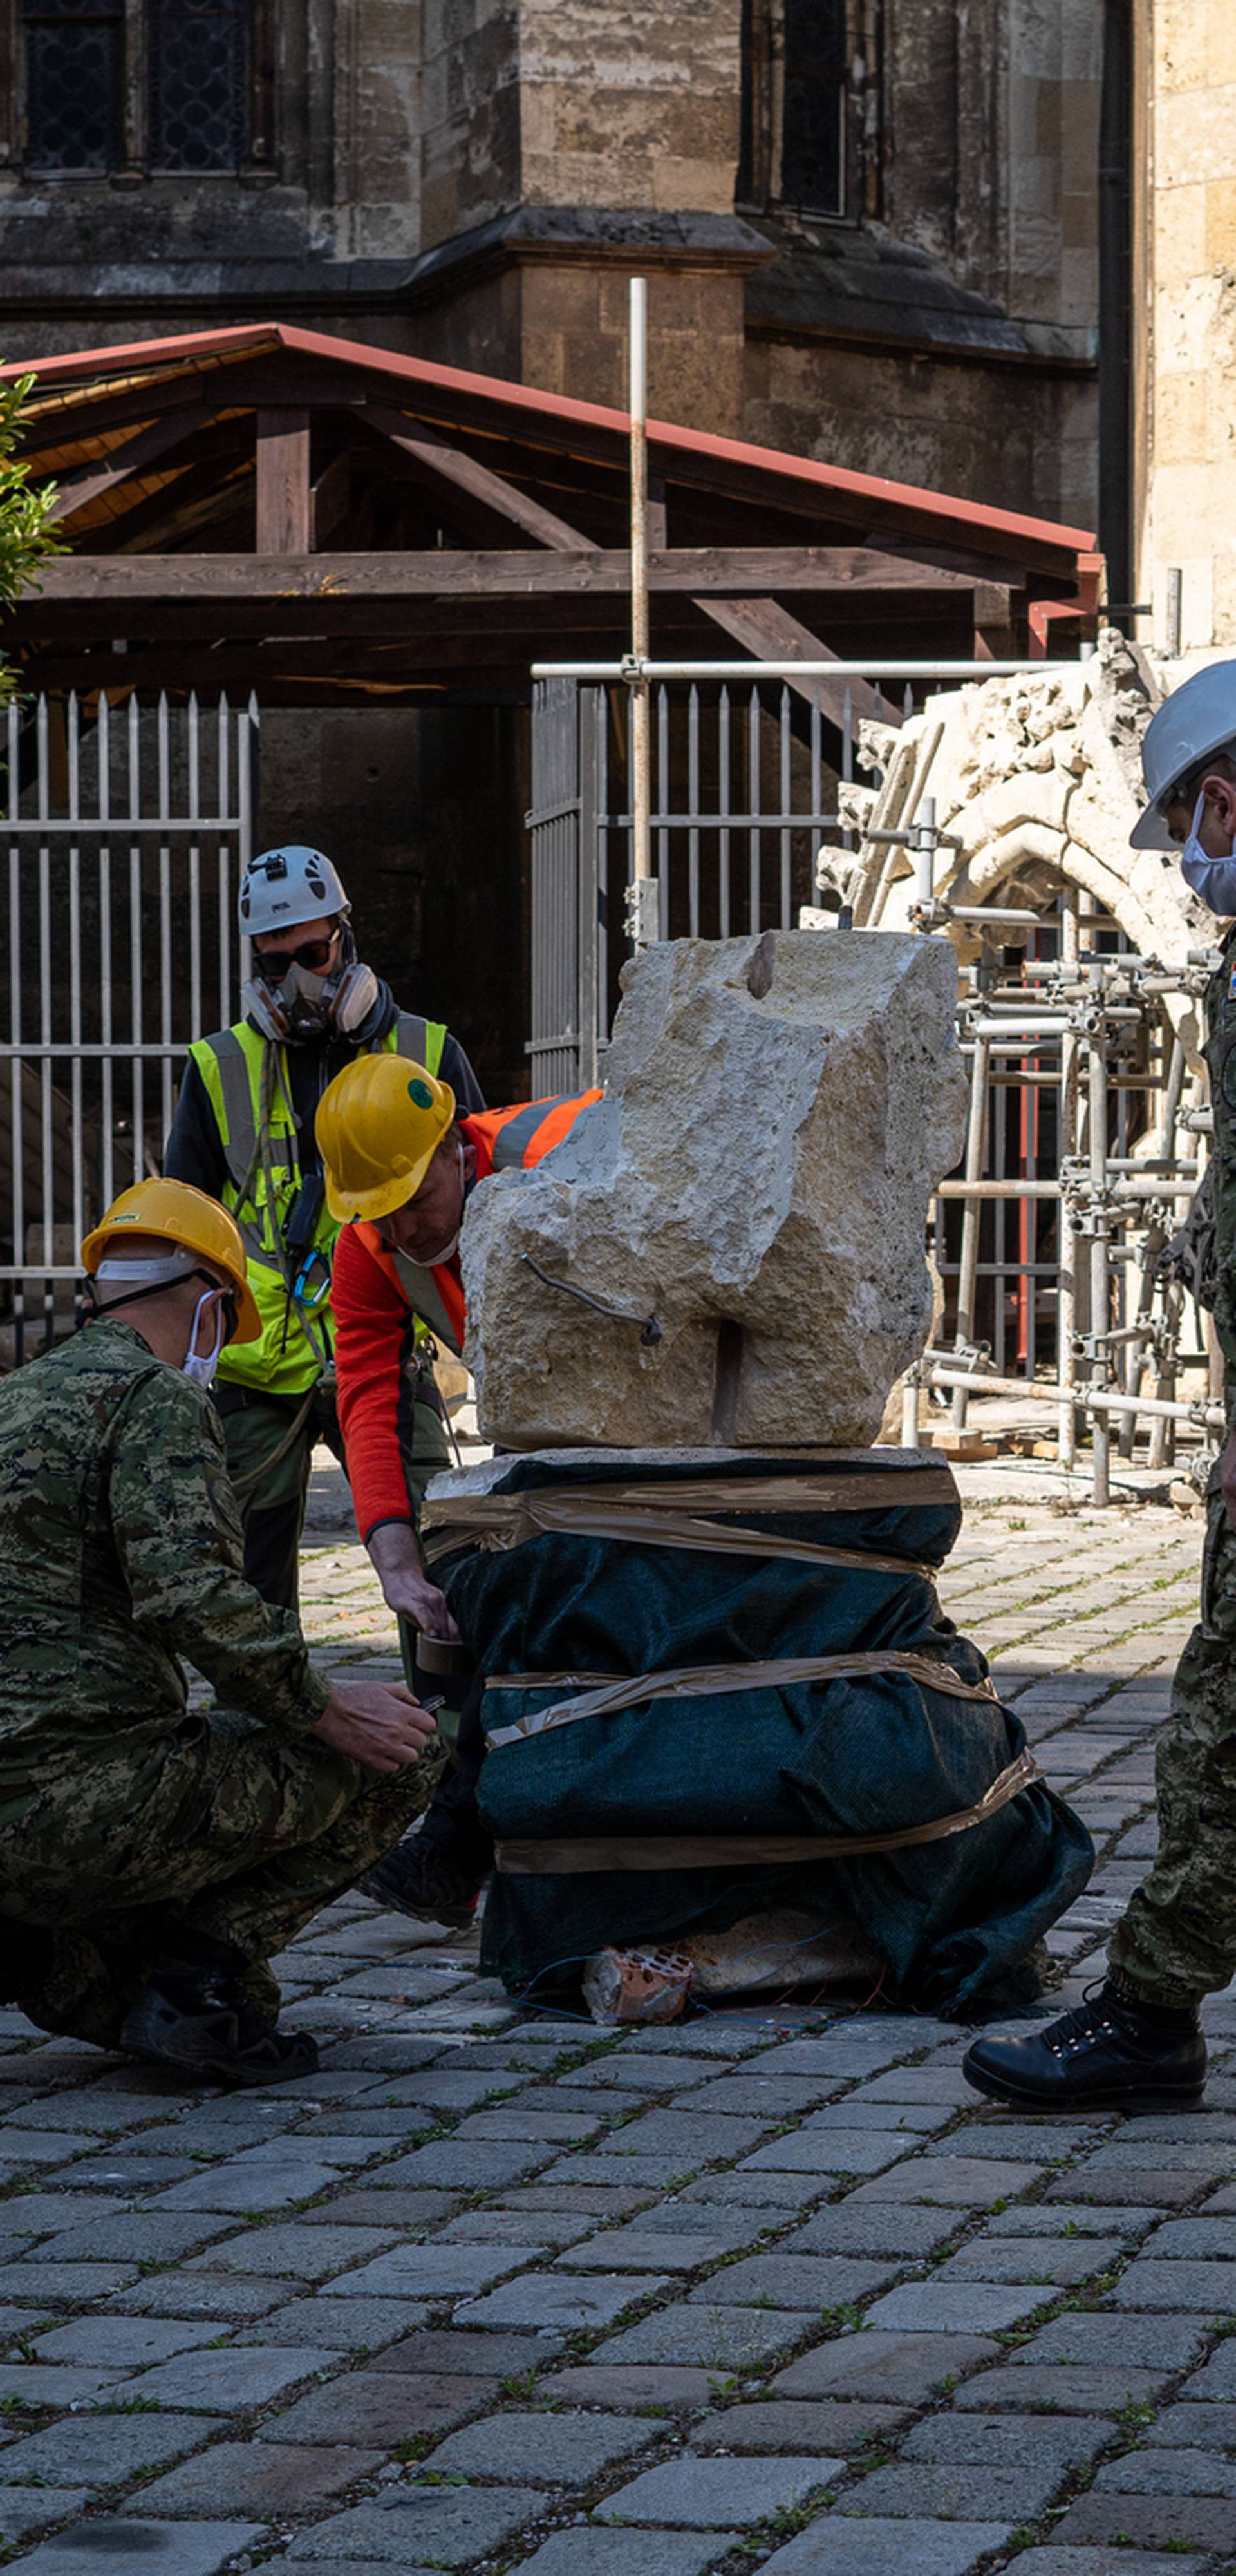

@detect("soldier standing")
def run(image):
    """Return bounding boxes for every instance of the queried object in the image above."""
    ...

[968,661,1236,2113]
[164,844,483,1611]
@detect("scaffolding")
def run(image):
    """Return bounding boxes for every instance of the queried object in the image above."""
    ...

[886,812,1224,1503]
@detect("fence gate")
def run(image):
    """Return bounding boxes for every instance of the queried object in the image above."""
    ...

[2,690,258,1367]
[528,674,854,1086]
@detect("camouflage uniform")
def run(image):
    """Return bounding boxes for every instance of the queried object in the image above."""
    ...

[1109,916,1236,2008]
[0,1317,436,2047]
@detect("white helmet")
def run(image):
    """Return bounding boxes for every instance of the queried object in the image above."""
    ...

[238,845,348,937]
[1132,662,1236,849]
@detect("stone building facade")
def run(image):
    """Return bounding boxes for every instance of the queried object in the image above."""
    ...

[0,0,1106,531]
[1133,1,1236,652]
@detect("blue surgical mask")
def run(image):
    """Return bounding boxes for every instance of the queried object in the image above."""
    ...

[1180,791,1236,916]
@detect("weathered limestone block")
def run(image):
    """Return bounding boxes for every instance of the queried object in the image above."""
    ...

[461,928,966,1450]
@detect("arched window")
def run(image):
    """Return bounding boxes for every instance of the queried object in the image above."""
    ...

[739,0,872,223]
[19,0,265,175]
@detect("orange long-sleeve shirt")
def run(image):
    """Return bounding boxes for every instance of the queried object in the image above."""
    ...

[332,1092,600,1542]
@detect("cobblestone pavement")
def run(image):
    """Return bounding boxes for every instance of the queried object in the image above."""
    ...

[6,1500,1236,2576]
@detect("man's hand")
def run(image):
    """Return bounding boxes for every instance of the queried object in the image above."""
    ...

[366,1520,460,1642]
[1221,1424,1236,1533]
[315,1680,438,1776]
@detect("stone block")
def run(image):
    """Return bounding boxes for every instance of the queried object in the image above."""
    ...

[454,2269,660,2331]
[426,2407,653,2483]
[758,2519,1017,2575]
[368,2327,560,2376]
[129,2439,379,2519]
[845,2461,1059,2518]
[952,2365,1167,2412]
[461,931,965,1448]
[937,2235,1125,2285]
[234,2295,430,2349]
[901,2412,1111,2474]
[693,2399,911,2451]
[861,2281,1049,2334]
[1049,2492,1236,2548]
[283,2483,548,2562]
[12,2524,263,2576]
[545,2363,718,2407]
[105,2345,335,2412]
[774,2331,999,2403]
[31,2318,222,2370]
[596,2452,840,2526]
[685,2255,896,2309]
[1094,2445,1236,2496]
[1013,2315,1207,2371]
[851,2157,1045,2204]
[515,2536,740,2576]
[785,2207,960,2260]
[595,2302,814,2371]
[259,2369,494,2448]
[0,2410,220,2490]
[1110,2258,1236,2309]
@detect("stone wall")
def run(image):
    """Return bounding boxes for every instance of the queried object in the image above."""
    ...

[1136,3,1236,649]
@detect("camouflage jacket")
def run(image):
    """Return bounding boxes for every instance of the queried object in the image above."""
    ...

[0,1318,331,1785]
[1204,919,1236,1380]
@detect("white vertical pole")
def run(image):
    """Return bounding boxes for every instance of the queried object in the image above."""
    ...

[628,276,655,945]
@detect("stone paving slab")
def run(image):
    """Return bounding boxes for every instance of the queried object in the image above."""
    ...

[8,1501,1236,2571]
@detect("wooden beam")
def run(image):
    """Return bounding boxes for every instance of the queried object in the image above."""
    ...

[47,403,209,524]
[256,409,310,553]
[18,545,980,607]
[360,404,601,552]
[694,598,903,730]
[310,450,351,550]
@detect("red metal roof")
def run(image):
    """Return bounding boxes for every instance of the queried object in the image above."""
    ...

[3,319,1097,560]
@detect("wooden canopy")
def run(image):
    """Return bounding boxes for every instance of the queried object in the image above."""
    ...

[3,323,1101,712]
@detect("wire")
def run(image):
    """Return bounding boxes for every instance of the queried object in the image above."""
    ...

[518,1253,662,1346]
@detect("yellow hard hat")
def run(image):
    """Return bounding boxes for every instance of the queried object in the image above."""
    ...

[80,1179,261,1343]
[316,1054,456,1224]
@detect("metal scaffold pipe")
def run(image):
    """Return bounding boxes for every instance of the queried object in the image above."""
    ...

[626,277,655,949]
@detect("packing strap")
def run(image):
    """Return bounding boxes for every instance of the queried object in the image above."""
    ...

[493,1748,1041,1875]
[483,1648,1000,1748]
[422,1472,953,1576]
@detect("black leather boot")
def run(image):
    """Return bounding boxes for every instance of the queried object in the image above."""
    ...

[963,1981,1206,2114]
[362,1822,483,1931]
[120,1942,319,2088]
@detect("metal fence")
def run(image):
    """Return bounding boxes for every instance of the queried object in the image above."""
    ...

[2,690,258,1365]
[527,674,872,1085]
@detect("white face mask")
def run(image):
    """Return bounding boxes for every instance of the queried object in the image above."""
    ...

[1179,790,1236,916]
[183,1286,227,1390]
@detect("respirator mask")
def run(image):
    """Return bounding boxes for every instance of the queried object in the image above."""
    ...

[243,915,379,1043]
[1179,791,1236,919]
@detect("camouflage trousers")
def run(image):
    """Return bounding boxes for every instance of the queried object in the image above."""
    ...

[0,1708,447,2049]
[1109,1463,1236,2009]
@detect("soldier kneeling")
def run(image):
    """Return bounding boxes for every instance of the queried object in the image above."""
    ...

[0,1181,438,2087]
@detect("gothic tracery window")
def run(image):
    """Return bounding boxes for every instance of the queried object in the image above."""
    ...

[21,0,254,174]
[21,0,123,173]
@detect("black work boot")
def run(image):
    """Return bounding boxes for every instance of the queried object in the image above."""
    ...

[963,1980,1206,2114]
[120,1939,319,2088]
[362,1816,487,1931]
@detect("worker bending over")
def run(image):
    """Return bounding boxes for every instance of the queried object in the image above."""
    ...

[0,1180,438,2087]
[165,842,483,1613]
[318,1056,600,1923]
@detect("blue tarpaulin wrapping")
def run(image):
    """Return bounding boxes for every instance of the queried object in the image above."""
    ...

[427,1449,1093,2015]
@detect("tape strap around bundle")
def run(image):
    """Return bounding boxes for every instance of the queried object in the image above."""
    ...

[422,1472,954,1577]
[493,1748,1042,1875]
[483,1648,1000,1749]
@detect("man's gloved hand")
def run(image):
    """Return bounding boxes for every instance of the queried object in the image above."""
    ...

[315,1679,438,1774]
[366,1520,460,1642]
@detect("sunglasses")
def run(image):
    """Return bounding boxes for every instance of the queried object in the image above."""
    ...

[254,934,337,980]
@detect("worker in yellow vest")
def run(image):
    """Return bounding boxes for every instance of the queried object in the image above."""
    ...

[164,845,483,1612]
